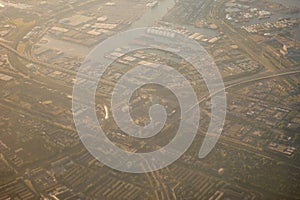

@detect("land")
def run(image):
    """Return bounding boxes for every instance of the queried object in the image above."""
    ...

[0,0,299,199]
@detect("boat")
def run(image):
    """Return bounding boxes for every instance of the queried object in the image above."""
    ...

[146,1,158,9]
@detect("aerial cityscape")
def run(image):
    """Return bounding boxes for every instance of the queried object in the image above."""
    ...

[0,0,299,199]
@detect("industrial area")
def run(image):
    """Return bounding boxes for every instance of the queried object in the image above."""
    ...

[0,0,299,199]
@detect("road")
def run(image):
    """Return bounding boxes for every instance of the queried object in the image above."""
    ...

[209,0,284,72]
[0,0,299,198]
[203,69,300,104]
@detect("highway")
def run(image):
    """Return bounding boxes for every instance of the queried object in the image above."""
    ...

[0,1,299,199]
[208,0,284,72]
[202,69,300,104]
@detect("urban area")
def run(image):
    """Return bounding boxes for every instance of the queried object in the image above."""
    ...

[0,0,299,199]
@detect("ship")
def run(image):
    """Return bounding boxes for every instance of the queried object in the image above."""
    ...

[146,1,158,9]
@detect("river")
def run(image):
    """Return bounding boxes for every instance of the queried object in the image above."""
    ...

[266,0,300,8]
[130,0,175,28]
